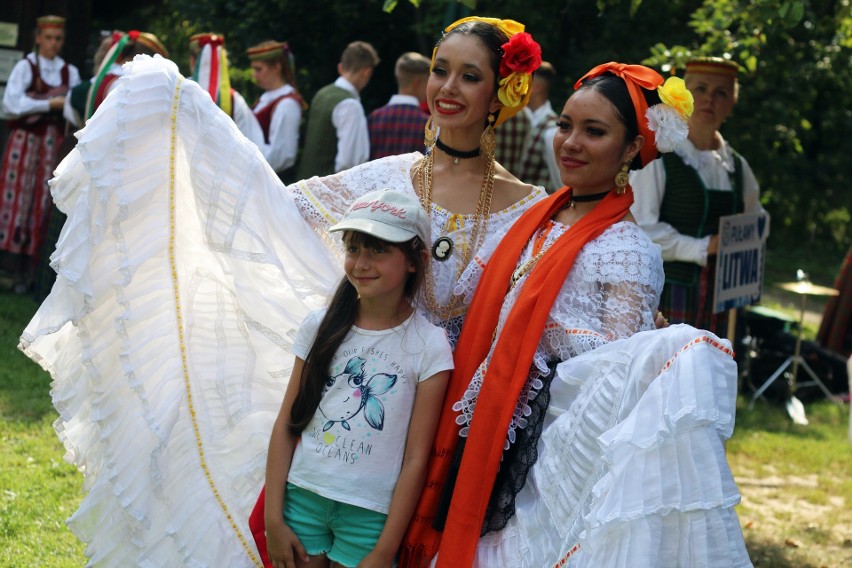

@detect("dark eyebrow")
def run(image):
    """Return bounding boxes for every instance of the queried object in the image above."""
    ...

[560,114,609,127]
[433,56,483,72]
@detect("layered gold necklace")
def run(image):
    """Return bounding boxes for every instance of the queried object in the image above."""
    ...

[417,151,496,322]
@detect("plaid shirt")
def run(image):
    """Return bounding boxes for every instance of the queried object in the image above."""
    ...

[494,110,532,177]
[368,101,428,160]
[519,111,558,190]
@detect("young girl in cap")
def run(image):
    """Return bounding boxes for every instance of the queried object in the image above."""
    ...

[264,188,452,568]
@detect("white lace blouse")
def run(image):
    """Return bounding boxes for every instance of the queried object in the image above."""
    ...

[453,220,664,446]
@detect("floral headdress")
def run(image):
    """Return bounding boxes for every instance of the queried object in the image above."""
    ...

[437,17,542,127]
[575,62,693,167]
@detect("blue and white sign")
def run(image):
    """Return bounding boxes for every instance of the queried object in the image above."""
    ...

[713,212,770,313]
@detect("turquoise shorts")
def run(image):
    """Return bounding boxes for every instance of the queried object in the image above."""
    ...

[284,483,388,568]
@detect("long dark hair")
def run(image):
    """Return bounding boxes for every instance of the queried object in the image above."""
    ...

[577,73,662,170]
[288,231,427,435]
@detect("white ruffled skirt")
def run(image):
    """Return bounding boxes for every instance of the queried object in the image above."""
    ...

[20,56,340,567]
[472,325,752,567]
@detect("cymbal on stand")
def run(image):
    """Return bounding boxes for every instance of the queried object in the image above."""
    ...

[776,281,840,297]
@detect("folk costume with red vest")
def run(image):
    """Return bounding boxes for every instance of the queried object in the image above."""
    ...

[0,16,79,258]
[248,41,306,177]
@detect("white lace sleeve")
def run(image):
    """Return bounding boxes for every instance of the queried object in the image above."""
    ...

[545,222,663,360]
[287,153,421,236]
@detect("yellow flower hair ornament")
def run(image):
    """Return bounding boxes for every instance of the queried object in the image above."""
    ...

[645,76,695,153]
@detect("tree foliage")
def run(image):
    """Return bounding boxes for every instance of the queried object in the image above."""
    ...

[92,0,852,256]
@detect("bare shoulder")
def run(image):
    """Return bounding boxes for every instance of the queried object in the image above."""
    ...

[491,162,535,211]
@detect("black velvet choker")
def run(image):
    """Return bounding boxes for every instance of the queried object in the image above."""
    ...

[566,189,611,208]
[435,138,481,164]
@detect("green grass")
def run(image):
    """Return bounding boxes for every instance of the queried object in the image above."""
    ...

[0,292,87,567]
[731,398,852,567]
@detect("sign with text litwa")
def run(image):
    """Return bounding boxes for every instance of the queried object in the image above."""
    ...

[713,212,770,313]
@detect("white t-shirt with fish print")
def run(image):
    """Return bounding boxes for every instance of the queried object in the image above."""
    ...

[287,308,454,514]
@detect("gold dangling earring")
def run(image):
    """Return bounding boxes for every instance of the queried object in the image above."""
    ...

[615,163,629,195]
[424,116,437,152]
[480,112,497,161]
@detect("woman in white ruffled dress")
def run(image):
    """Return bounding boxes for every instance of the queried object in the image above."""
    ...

[19,17,548,568]
[399,64,752,567]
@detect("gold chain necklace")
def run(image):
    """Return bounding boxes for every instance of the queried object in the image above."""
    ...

[417,151,496,322]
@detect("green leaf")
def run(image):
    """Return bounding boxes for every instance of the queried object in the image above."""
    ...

[383,0,398,12]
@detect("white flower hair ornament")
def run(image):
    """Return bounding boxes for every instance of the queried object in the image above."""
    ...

[646,77,694,153]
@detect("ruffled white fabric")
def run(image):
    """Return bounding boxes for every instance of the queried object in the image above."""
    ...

[20,56,340,567]
[18,55,547,567]
[471,325,752,567]
[454,222,663,447]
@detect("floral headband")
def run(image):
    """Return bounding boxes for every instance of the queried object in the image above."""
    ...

[437,17,542,127]
[574,62,693,167]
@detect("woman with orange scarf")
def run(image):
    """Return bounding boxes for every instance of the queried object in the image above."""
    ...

[400,63,752,567]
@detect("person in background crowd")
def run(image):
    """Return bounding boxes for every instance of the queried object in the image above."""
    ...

[296,41,379,178]
[62,31,114,128]
[818,243,852,357]
[82,30,169,124]
[367,51,430,160]
[492,100,531,177]
[631,56,765,338]
[189,33,264,148]
[518,61,562,192]
[0,15,80,294]
[248,40,306,180]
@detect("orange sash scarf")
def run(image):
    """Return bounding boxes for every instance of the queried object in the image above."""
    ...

[400,185,634,567]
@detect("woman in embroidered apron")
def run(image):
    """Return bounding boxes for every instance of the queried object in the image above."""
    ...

[400,64,751,567]
[19,17,547,568]
[0,15,80,294]
[630,57,765,338]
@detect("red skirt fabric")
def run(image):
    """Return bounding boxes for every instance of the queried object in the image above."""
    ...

[0,123,63,256]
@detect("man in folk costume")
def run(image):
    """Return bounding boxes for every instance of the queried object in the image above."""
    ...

[247,40,307,181]
[518,61,562,192]
[190,33,264,148]
[367,51,431,160]
[296,41,379,178]
[631,56,765,337]
[0,15,80,293]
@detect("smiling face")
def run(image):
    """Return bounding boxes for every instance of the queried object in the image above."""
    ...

[552,88,641,194]
[426,33,501,136]
[685,72,737,132]
[35,27,64,60]
[343,233,415,302]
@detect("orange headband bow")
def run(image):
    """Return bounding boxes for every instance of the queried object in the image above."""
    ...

[574,62,664,167]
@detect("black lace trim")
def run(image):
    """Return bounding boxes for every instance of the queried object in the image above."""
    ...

[431,361,558,535]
